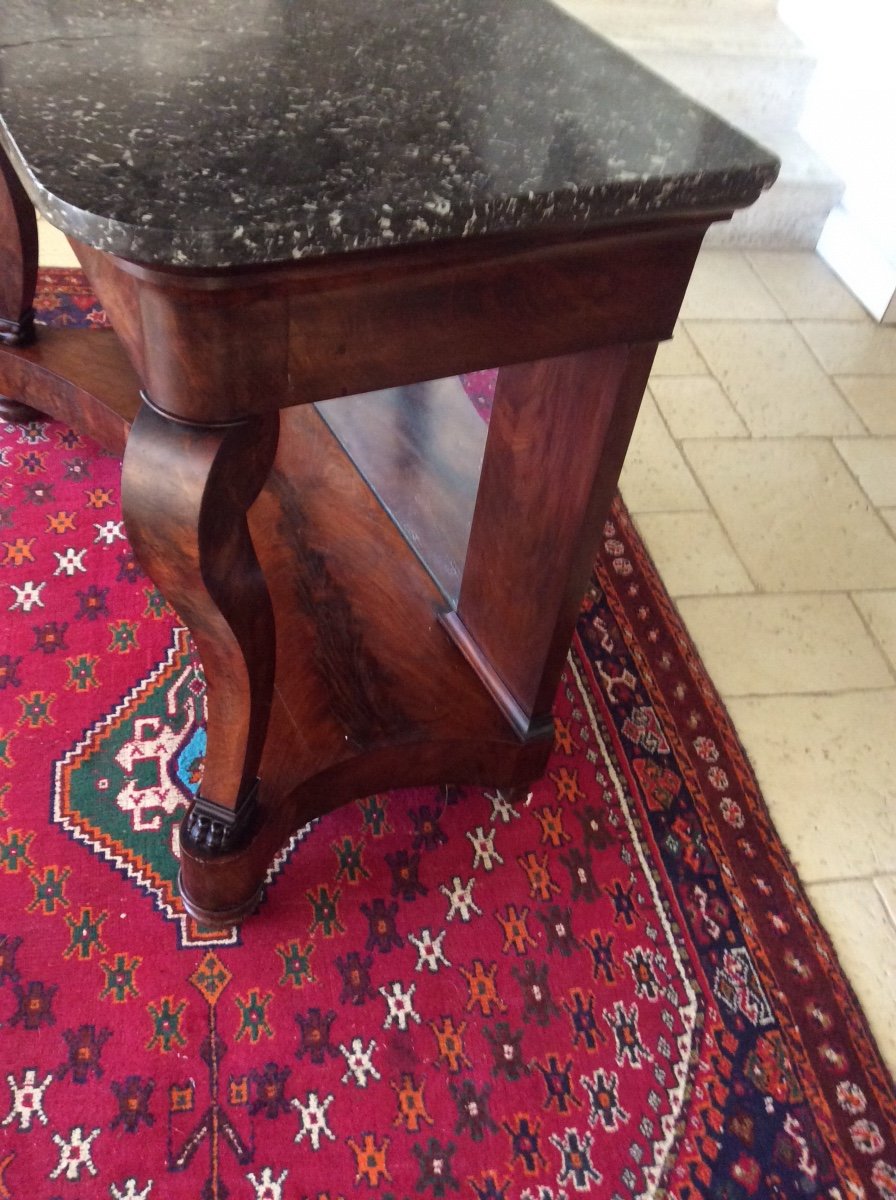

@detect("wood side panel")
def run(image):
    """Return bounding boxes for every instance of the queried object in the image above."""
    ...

[255,405,515,775]
[285,231,699,406]
[454,343,658,725]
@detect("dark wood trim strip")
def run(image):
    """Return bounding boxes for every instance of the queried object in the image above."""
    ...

[439,609,555,742]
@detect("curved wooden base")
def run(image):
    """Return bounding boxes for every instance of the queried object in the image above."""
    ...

[178,868,266,928]
[0,327,138,453]
[177,741,550,924]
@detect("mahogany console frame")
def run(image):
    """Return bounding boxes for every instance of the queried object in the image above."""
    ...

[0,143,723,923]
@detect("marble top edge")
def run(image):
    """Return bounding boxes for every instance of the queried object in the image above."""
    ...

[0,0,779,268]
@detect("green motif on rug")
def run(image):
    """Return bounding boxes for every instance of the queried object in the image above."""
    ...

[53,628,209,938]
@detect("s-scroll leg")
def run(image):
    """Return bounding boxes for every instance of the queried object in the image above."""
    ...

[122,396,280,922]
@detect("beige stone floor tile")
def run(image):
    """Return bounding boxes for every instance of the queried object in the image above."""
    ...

[676,594,892,695]
[882,509,896,538]
[835,377,896,435]
[680,251,784,320]
[650,377,749,439]
[631,511,753,596]
[878,875,896,926]
[682,438,896,591]
[726,691,896,881]
[796,321,896,376]
[618,394,708,512]
[852,592,896,674]
[552,0,804,55]
[651,323,708,377]
[805,880,896,1077]
[685,321,866,436]
[834,438,896,507]
[37,218,80,268]
[747,251,869,321]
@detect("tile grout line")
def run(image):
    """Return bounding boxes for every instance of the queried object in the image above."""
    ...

[676,320,761,442]
[803,879,896,946]
[649,335,765,596]
[873,879,896,934]
[739,248,789,322]
[672,587,896,692]
[845,592,896,688]
[719,684,896,702]
[791,317,896,380]
[827,438,896,548]
[676,437,766,595]
[804,872,896,890]
[828,373,875,435]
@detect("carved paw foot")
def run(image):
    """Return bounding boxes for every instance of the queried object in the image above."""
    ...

[180,780,260,856]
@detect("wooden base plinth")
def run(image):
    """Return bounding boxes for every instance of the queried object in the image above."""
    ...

[178,869,266,928]
[0,327,138,452]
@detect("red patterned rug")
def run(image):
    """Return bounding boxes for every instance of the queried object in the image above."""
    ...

[0,270,894,1200]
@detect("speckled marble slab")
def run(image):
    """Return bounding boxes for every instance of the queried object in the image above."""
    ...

[0,0,778,268]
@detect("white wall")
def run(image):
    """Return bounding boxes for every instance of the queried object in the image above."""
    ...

[780,0,896,320]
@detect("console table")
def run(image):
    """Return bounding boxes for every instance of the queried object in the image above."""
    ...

[0,0,778,924]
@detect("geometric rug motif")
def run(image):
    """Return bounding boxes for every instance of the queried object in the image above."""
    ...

[53,628,312,948]
[53,626,203,935]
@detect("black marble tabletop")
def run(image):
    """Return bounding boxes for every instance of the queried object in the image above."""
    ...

[0,0,778,268]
